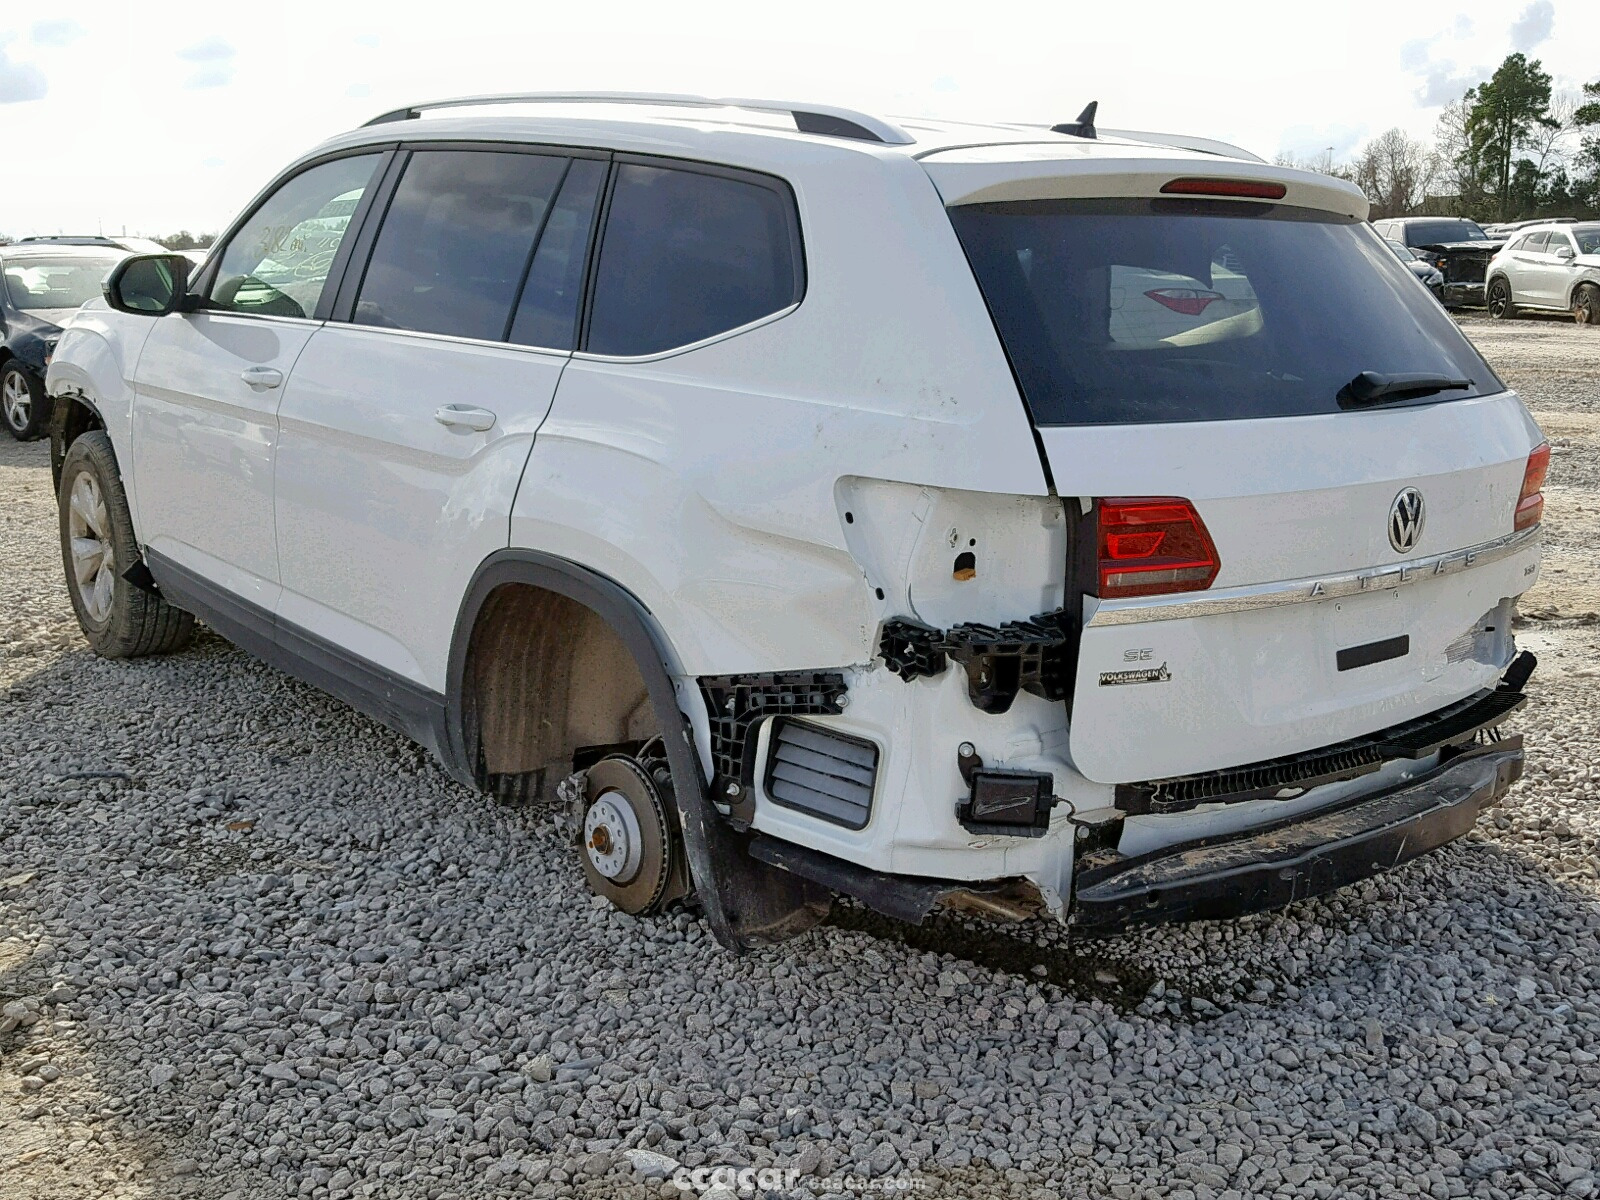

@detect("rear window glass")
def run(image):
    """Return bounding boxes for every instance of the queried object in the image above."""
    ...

[3,256,122,310]
[949,198,1500,427]
[586,163,800,356]
[1401,219,1488,245]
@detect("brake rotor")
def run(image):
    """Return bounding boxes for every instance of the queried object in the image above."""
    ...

[578,755,678,915]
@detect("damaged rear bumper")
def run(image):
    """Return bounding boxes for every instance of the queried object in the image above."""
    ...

[1070,741,1523,934]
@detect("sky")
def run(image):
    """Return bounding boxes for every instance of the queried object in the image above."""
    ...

[1,0,1595,238]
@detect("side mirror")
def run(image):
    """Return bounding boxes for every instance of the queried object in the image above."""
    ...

[1556,245,1576,261]
[103,254,193,316]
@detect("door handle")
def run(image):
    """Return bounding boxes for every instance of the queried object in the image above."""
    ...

[434,404,497,432]
[240,366,283,390]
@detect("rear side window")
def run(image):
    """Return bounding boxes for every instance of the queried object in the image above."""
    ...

[585,163,801,356]
[354,150,569,342]
[1524,231,1550,253]
[950,197,1500,426]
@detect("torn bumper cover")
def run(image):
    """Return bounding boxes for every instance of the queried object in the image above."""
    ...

[1071,742,1523,934]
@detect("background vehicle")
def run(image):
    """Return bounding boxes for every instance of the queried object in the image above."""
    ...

[17,234,170,255]
[1483,217,1578,238]
[1373,217,1504,308]
[1486,223,1600,324]
[45,94,1544,951]
[1386,239,1446,302]
[1,243,126,439]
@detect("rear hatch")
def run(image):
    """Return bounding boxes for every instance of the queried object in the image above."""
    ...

[927,149,1545,784]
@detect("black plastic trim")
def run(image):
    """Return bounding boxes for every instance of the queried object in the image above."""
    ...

[1114,686,1526,815]
[1337,634,1411,672]
[144,549,448,759]
[747,835,1022,926]
[1072,744,1523,934]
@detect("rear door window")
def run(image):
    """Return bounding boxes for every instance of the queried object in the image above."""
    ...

[507,159,606,350]
[353,150,569,342]
[949,197,1500,426]
[1524,232,1550,253]
[584,162,801,356]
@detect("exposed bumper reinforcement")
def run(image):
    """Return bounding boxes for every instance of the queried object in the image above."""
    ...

[1071,743,1523,934]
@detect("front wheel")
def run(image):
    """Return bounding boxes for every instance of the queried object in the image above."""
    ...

[2,363,45,441]
[1486,278,1515,321]
[58,431,195,658]
[1574,283,1599,327]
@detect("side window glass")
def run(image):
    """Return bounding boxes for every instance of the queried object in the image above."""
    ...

[1525,232,1549,253]
[586,163,799,356]
[507,159,606,350]
[353,150,568,342]
[209,155,381,318]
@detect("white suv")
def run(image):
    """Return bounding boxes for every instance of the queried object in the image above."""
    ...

[46,93,1546,950]
[1485,222,1600,323]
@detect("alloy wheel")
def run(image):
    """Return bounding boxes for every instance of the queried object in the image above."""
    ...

[1488,282,1511,319]
[2,370,30,434]
[67,470,116,623]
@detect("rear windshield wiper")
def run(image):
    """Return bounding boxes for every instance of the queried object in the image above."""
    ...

[1338,371,1472,409]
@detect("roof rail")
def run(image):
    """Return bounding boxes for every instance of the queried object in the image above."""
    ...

[362,92,915,145]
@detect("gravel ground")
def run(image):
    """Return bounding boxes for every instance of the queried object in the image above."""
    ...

[3,323,1600,1200]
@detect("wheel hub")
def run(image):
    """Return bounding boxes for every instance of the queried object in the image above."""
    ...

[67,470,115,624]
[584,789,644,883]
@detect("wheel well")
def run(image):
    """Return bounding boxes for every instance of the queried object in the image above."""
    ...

[49,394,106,488]
[461,582,656,792]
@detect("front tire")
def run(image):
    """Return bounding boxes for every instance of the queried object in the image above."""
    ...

[1574,283,1599,327]
[2,363,45,441]
[58,431,195,658]
[1486,278,1515,321]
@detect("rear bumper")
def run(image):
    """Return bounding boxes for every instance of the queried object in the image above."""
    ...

[1070,742,1522,934]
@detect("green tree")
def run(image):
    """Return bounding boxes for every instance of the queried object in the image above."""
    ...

[1575,78,1600,213]
[1464,53,1559,220]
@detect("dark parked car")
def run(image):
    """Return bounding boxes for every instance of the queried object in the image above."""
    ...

[1386,239,1446,302]
[1372,217,1504,308]
[1,244,126,439]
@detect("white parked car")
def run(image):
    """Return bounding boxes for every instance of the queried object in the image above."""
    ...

[1485,222,1600,324]
[44,94,1546,950]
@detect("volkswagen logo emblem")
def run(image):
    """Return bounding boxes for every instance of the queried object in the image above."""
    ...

[1388,488,1426,553]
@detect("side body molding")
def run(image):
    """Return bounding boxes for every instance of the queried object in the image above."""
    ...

[447,550,826,952]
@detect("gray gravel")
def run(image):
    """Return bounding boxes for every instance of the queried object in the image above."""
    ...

[4,321,1600,1200]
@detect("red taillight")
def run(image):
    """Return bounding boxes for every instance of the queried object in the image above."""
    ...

[1159,177,1288,200]
[1144,287,1224,316]
[1515,441,1550,531]
[1097,498,1221,598]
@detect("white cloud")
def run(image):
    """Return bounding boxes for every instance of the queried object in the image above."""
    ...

[177,36,236,89]
[0,37,47,104]
[1510,0,1555,52]
[31,20,86,48]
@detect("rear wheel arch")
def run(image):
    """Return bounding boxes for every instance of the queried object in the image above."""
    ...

[446,550,828,951]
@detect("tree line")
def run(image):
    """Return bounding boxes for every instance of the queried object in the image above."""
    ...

[1280,54,1600,223]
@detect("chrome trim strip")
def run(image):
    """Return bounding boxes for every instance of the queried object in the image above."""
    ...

[1086,527,1540,628]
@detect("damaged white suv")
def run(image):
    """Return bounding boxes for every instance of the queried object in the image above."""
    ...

[47,94,1546,951]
